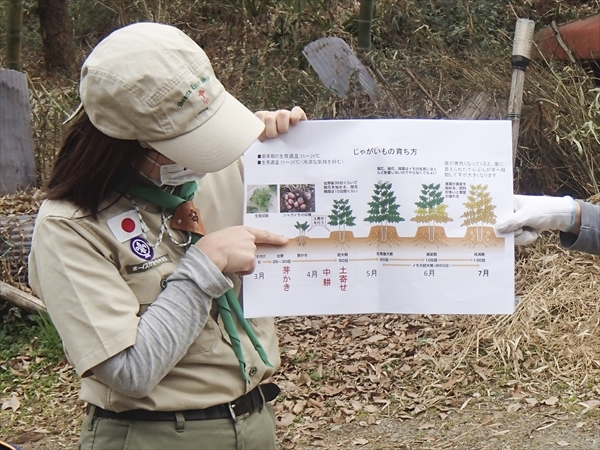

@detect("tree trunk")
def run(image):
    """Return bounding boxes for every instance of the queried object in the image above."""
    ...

[37,0,76,77]
[6,0,23,70]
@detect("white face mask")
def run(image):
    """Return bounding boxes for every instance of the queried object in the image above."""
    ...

[158,162,206,186]
[140,154,206,186]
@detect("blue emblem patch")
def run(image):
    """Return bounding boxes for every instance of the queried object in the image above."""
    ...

[130,237,154,260]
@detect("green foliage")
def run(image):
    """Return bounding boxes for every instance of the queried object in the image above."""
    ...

[328,198,355,227]
[417,0,503,49]
[411,183,452,240]
[0,309,36,363]
[364,181,404,225]
[411,183,452,224]
[414,183,444,211]
[31,312,64,364]
[0,307,64,367]
[294,221,309,233]
[248,185,276,212]
[364,181,404,241]
[328,198,356,240]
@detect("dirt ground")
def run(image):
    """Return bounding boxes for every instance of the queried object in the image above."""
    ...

[291,411,600,450]
[7,399,600,450]
[3,309,600,450]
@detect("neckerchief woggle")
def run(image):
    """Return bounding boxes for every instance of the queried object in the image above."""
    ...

[116,179,272,381]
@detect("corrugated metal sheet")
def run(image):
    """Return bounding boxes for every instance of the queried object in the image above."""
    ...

[1,214,35,281]
[303,37,378,101]
[0,68,37,194]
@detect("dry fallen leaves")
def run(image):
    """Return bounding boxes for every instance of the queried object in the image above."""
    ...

[506,403,521,413]
[1,395,21,412]
[3,197,600,449]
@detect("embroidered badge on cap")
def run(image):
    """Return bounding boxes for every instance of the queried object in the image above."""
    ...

[130,237,154,260]
[107,210,144,243]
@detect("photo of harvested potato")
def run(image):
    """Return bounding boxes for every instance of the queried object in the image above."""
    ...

[279,184,316,213]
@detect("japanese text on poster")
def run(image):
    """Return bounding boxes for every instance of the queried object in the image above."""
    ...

[243,119,515,318]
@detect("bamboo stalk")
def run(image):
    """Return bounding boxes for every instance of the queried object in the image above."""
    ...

[357,0,374,54]
[1,281,45,313]
[507,19,535,166]
[6,0,23,71]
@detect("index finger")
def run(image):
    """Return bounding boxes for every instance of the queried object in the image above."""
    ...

[246,226,289,246]
[290,106,307,125]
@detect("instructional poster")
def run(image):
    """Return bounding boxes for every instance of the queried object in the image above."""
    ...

[242,119,515,318]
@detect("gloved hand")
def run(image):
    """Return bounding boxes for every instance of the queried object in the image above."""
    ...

[494,195,576,245]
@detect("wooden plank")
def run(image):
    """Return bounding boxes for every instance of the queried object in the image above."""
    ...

[455,92,507,120]
[0,68,37,194]
[0,280,45,313]
[456,92,491,119]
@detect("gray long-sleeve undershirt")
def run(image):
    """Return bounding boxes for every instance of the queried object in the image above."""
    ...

[91,246,232,398]
[560,200,600,254]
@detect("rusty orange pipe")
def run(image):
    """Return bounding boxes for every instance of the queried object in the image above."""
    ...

[532,14,600,61]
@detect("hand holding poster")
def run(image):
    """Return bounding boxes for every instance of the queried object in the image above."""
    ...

[242,119,515,318]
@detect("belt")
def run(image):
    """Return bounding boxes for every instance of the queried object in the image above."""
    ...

[88,382,280,421]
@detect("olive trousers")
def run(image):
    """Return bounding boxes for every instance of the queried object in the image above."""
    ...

[78,403,277,450]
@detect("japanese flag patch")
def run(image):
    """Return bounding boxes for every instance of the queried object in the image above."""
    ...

[107,210,145,243]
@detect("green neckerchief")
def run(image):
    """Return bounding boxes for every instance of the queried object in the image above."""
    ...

[116,179,201,244]
[216,290,273,382]
[116,177,272,381]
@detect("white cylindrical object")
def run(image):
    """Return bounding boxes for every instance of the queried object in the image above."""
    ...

[512,19,535,58]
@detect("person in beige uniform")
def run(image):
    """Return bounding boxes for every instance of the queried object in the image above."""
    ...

[28,22,306,450]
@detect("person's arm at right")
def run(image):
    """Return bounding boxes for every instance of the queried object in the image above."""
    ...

[495,195,600,254]
[559,200,600,254]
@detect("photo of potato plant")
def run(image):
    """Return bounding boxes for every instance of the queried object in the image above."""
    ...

[246,185,278,213]
[279,184,316,213]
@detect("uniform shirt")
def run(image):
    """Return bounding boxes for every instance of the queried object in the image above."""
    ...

[28,161,280,412]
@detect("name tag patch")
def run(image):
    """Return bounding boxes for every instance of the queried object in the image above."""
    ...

[126,254,172,274]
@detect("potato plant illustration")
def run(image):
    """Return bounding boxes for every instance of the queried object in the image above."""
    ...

[294,221,309,246]
[411,183,452,243]
[364,181,404,242]
[461,184,497,246]
[280,184,315,212]
[327,198,356,247]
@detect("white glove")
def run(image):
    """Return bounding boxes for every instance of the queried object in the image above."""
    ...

[494,195,576,245]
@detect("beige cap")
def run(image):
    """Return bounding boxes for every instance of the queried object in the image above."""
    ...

[79,22,265,173]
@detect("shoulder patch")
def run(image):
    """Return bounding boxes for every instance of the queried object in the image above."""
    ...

[107,210,143,242]
[130,237,154,260]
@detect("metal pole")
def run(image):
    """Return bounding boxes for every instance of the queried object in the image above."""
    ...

[507,19,535,167]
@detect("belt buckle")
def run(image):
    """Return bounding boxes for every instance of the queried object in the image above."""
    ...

[228,402,237,421]
[228,402,251,421]
[257,385,266,412]
[228,394,257,422]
